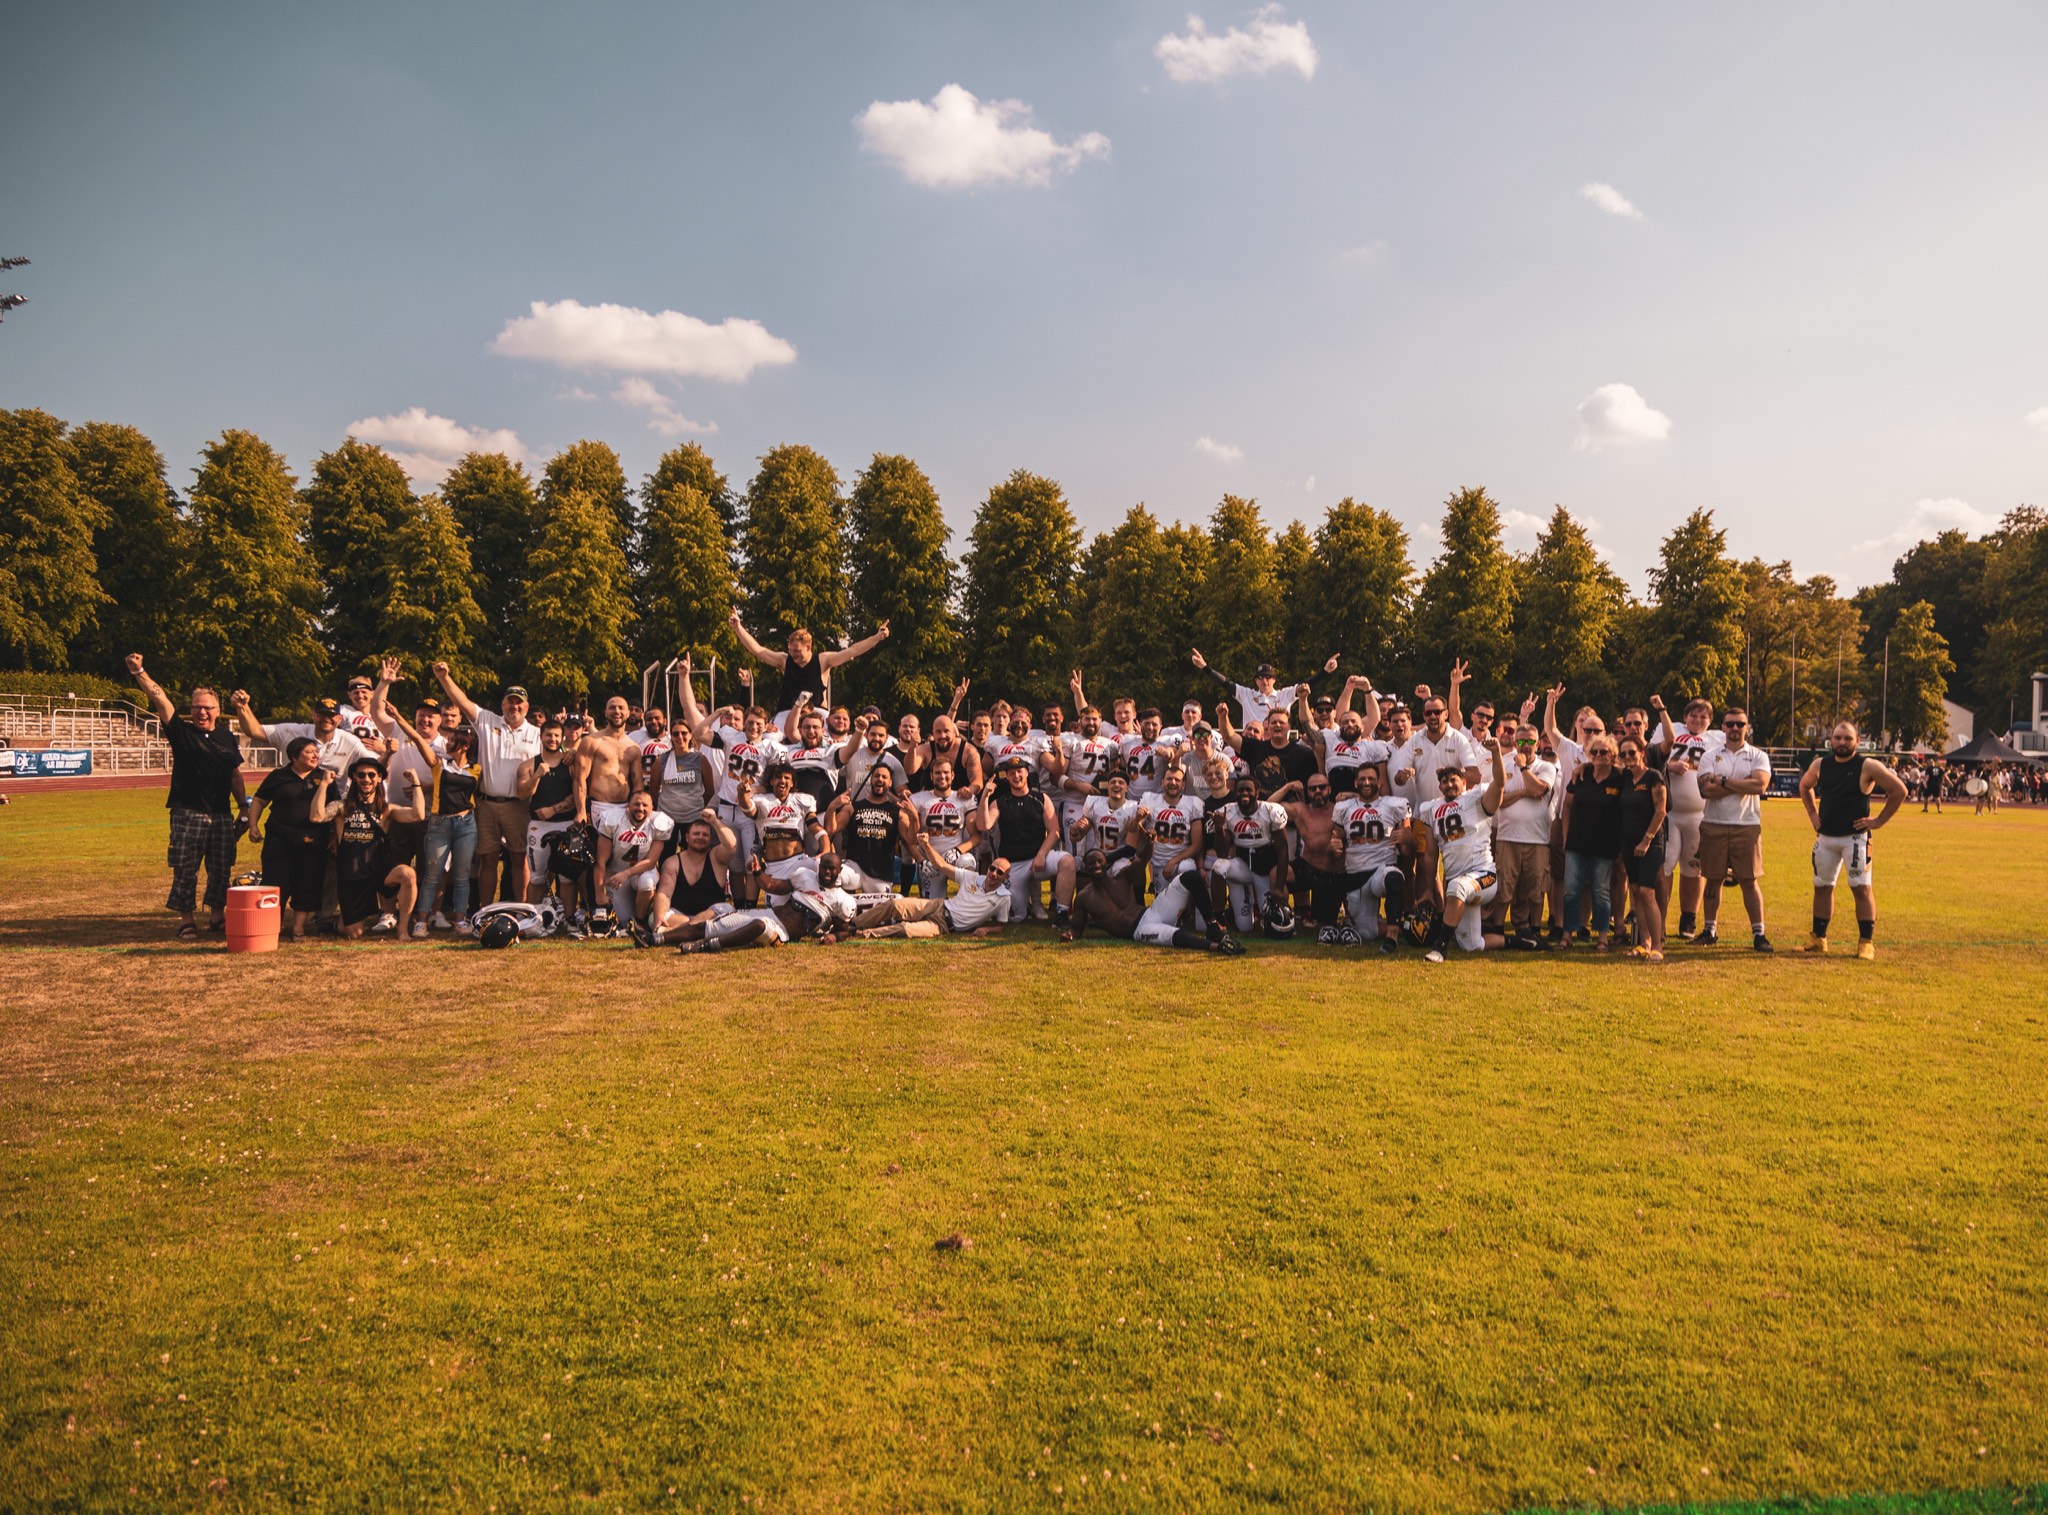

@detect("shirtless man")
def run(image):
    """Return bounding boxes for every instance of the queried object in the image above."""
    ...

[575,694,642,833]
[1271,772,1347,934]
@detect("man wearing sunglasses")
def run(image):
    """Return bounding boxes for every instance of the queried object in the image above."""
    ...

[1694,707,1773,950]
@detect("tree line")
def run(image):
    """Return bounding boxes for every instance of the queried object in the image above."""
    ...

[6,405,2033,747]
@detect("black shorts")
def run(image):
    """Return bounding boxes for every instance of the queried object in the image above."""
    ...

[1624,847,1665,889]
[337,874,386,926]
[1247,844,1279,875]
[263,835,329,914]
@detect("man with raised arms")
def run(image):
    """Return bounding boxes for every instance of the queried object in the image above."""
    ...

[728,609,889,726]
[1797,721,1906,959]
[1190,647,1340,728]
[1320,674,1394,797]
[1333,765,1413,949]
[1419,737,1509,963]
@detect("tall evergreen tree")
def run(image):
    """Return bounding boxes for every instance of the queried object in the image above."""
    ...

[523,488,636,705]
[1077,505,1200,712]
[1639,508,1747,708]
[1511,507,1628,708]
[67,422,185,678]
[442,452,539,682]
[1882,599,1953,748]
[542,440,634,553]
[1300,498,1414,684]
[1192,496,1283,680]
[1412,487,1517,695]
[0,408,107,671]
[638,480,739,668]
[381,495,489,682]
[302,439,417,677]
[845,453,958,712]
[643,442,737,537]
[960,469,1081,702]
[181,430,326,705]
[1270,519,1318,678]
[739,444,846,643]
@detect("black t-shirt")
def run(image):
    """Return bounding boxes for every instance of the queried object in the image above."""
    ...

[335,803,387,883]
[433,765,480,817]
[1565,766,1628,859]
[164,714,243,814]
[993,788,1048,863]
[256,767,331,838]
[1239,736,1317,798]
[1618,768,1666,854]
[845,798,903,879]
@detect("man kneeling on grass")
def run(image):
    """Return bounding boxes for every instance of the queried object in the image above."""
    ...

[1059,833,1243,954]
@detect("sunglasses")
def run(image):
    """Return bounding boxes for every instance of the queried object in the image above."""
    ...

[1723,720,1746,728]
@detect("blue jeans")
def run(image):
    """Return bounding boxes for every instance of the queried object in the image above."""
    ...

[1562,850,1613,936]
[422,812,477,920]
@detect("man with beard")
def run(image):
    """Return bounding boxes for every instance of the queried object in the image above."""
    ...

[128,652,248,941]
[918,713,983,793]
[1209,774,1289,934]
[1062,834,1241,953]
[1797,721,1906,959]
[678,853,862,953]
[594,788,673,928]
[1270,771,1347,933]
[631,809,738,947]
[519,716,579,910]
[825,763,917,891]
[1319,675,1394,796]
[839,849,1012,939]
[1333,766,1413,948]
[839,710,909,798]
[780,697,844,807]
[910,757,981,898]
[984,706,1061,796]
[1136,763,1207,898]
[631,707,671,792]
[575,694,642,835]
[677,664,780,891]
[748,763,826,885]
[1219,704,1318,799]
[979,755,1062,921]
[1117,707,1174,799]
[1056,704,1122,830]
[728,610,890,727]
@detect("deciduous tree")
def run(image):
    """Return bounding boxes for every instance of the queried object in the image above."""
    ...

[638,478,738,669]
[443,452,539,682]
[1412,487,1517,695]
[0,408,107,671]
[845,453,958,712]
[542,440,634,553]
[302,439,416,677]
[522,488,636,705]
[1192,496,1283,681]
[739,445,846,644]
[382,495,489,683]
[1882,598,1953,748]
[1638,509,1746,708]
[67,422,185,680]
[1300,498,1413,684]
[960,470,1081,702]
[1511,507,1628,708]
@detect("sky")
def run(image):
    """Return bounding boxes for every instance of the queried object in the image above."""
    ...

[5,1,2046,594]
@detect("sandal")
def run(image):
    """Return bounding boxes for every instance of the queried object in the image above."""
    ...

[175,922,200,942]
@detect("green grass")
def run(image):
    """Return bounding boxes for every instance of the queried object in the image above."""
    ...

[1,788,2044,1512]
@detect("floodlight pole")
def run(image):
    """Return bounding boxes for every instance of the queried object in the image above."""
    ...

[1880,635,1889,740]
[1788,628,1798,748]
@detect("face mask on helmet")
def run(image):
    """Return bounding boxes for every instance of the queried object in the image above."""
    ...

[1261,897,1296,939]
[478,914,521,950]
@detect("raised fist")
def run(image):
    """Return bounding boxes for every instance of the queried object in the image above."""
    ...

[431,660,451,678]
[124,652,145,677]
[230,689,250,710]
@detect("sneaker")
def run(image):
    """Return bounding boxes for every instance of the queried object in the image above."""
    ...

[368,912,397,936]
[1027,902,1050,921]
[1856,940,1875,961]
[1334,925,1361,946]
[1694,925,1720,947]
[1316,926,1342,945]
[429,911,452,931]
[1378,936,1398,955]
[455,916,475,938]
[1803,936,1828,954]
[627,920,655,948]
[1212,934,1245,957]
[1752,933,1773,952]
[410,919,428,940]
[1423,948,1445,964]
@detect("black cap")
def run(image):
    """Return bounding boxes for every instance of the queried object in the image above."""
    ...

[1255,662,1278,678]
[313,697,341,717]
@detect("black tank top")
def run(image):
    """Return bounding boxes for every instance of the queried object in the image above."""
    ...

[1815,754,1871,836]
[335,803,386,883]
[532,759,574,815]
[775,654,826,714]
[670,851,728,914]
[846,799,902,879]
[994,788,1047,863]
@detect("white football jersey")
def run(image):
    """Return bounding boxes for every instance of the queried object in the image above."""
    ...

[714,726,783,806]
[912,789,973,845]
[1222,798,1289,854]
[599,810,675,868]
[1076,795,1140,852]
[1119,734,1170,795]
[1335,794,1410,873]
[749,791,818,846]
[1321,730,1392,785]
[1656,726,1723,812]
[1427,789,1495,880]
[1140,793,1207,870]
[1059,732,1122,790]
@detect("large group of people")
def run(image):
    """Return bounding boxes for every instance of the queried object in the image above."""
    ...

[129,609,1917,962]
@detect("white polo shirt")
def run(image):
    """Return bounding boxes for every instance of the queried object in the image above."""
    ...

[1699,743,1771,827]
[473,710,543,799]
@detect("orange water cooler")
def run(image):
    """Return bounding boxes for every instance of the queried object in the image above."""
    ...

[226,884,281,953]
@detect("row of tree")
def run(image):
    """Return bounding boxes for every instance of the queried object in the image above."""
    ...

[5,405,2019,746]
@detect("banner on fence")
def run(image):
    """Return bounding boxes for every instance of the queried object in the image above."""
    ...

[4,749,93,778]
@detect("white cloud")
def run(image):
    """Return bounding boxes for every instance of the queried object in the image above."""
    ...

[348,407,527,488]
[1303,474,1317,492]
[563,386,600,402]
[1852,497,1999,555]
[1500,508,1549,546]
[2026,406,2048,434]
[491,299,797,381]
[613,377,715,437]
[1194,436,1244,463]
[855,84,1110,189]
[1156,6,1318,83]
[1335,238,1390,267]
[1581,181,1644,220]
[1572,383,1672,452]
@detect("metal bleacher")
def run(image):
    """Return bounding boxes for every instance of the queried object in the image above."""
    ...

[0,693,174,774]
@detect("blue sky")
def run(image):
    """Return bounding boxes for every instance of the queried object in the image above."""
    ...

[6,1,2046,591]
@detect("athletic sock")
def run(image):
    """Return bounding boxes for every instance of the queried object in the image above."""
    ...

[1812,916,1829,939]
[1859,918,1875,942]
[1752,920,1767,939]
[1679,910,1696,936]
[1427,919,1453,954]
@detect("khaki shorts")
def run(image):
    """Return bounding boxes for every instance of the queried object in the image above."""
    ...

[1695,821,1763,883]
[476,795,531,863]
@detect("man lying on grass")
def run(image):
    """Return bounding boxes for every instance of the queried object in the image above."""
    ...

[1060,831,1244,954]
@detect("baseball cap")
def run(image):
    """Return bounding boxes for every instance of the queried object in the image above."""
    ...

[1255,662,1278,678]
[997,754,1030,772]
[313,697,341,717]
[504,685,529,701]
[1312,695,1335,710]
[415,696,442,713]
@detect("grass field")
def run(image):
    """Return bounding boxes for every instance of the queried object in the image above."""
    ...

[1,787,2044,1513]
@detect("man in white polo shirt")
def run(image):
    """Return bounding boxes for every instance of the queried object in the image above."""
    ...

[433,660,543,906]
[1694,706,1773,951]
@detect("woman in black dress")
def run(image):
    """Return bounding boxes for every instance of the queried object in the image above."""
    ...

[249,737,336,941]
[1616,735,1669,962]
